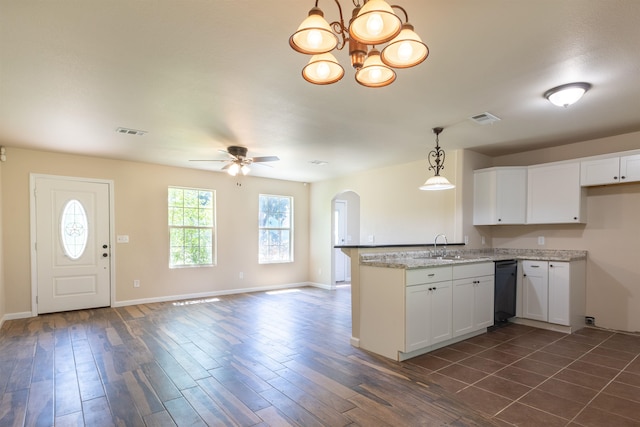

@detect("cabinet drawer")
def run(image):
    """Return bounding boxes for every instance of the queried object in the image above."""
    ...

[406,266,452,286]
[452,262,494,280]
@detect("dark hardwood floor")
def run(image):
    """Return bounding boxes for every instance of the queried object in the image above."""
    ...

[1,286,639,426]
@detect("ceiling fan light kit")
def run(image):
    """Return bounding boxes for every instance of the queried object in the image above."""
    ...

[544,82,592,107]
[190,145,279,176]
[290,0,428,87]
[419,127,455,191]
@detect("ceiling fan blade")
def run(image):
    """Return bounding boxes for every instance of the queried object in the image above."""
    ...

[251,156,280,163]
[220,163,232,170]
[189,159,228,162]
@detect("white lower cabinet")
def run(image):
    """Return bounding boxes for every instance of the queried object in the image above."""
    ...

[522,261,549,321]
[406,280,452,352]
[520,260,586,330]
[452,262,495,337]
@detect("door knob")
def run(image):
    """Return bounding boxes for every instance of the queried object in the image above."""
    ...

[103,244,108,249]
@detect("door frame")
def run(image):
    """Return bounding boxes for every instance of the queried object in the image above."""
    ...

[29,173,116,316]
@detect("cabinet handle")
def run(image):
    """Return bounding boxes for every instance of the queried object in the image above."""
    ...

[523,274,527,277]
[428,273,435,277]
[530,265,540,268]
[614,176,618,180]
[573,217,578,220]
[498,218,502,222]
[550,264,554,268]
[621,176,626,180]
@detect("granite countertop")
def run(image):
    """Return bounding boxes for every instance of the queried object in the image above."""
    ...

[360,248,587,269]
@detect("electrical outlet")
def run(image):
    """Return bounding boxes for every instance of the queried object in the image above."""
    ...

[481,236,486,245]
[368,235,375,243]
[464,235,469,245]
[538,236,545,245]
[133,279,140,288]
[239,272,244,279]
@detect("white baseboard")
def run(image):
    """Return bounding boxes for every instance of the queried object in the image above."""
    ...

[1,311,34,327]
[307,281,333,290]
[113,281,318,307]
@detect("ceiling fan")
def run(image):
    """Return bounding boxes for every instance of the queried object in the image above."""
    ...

[190,146,279,176]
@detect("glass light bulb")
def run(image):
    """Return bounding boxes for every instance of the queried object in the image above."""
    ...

[397,41,413,60]
[306,29,323,48]
[366,13,384,36]
[227,163,240,176]
[368,67,382,82]
[315,62,330,79]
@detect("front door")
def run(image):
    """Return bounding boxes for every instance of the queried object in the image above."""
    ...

[33,175,112,314]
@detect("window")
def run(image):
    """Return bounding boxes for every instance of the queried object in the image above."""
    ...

[60,199,88,260]
[259,194,293,264]
[168,187,215,267]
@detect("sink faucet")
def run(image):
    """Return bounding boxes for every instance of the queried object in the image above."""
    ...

[434,234,448,257]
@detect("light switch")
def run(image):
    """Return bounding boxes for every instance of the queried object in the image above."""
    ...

[117,235,129,243]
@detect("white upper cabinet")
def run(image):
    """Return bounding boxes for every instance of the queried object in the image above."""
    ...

[527,161,585,224]
[473,167,527,225]
[581,153,640,186]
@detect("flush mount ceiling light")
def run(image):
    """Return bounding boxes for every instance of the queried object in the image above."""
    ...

[419,127,455,191]
[544,82,592,107]
[290,0,428,87]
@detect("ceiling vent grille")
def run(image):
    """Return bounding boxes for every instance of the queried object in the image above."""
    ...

[469,112,501,125]
[116,127,147,136]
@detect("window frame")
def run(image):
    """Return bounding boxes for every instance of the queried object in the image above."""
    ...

[258,194,294,264]
[168,186,216,268]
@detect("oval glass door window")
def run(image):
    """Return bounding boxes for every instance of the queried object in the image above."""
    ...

[61,199,88,259]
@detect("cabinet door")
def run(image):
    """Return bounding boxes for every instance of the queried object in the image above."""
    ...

[548,262,570,326]
[620,154,640,183]
[452,278,475,337]
[474,276,495,329]
[496,168,527,224]
[430,281,453,345]
[473,170,496,225]
[405,284,431,352]
[580,157,620,186]
[528,162,583,224]
[522,261,548,321]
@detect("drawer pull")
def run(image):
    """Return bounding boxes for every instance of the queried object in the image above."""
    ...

[428,273,435,277]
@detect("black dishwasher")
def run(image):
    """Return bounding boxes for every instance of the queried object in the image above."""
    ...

[494,260,517,324]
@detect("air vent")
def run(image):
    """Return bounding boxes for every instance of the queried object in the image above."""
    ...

[469,112,501,125]
[116,127,147,136]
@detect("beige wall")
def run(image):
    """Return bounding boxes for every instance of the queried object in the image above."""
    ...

[482,131,640,332]
[1,147,310,316]
[0,158,5,326]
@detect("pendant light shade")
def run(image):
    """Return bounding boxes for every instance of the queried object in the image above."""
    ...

[419,127,455,191]
[289,7,339,54]
[302,53,345,85]
[355,49,396,87]
[381,23,429,68]
[419,175,455,191]
[349,0,402,45]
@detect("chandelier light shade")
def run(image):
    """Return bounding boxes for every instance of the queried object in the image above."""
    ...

[349,0,402,45]
[544,82,592,107]
[289,7,339,54]
[380,23,429,68]
[355,48,396,87]
[302,52,345,84]
[289,1,428,87]
[419,127,455,191]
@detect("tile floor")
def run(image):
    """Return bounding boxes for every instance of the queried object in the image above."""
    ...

[406,323,640,426]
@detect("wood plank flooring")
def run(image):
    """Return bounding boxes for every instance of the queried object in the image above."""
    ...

[0,287,498,426]
[2,286,640,426]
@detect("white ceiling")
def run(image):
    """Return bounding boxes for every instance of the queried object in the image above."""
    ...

[2,1,640,182]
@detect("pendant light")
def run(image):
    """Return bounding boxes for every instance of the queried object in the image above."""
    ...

[302,52,345,84]
[419,127,455,191]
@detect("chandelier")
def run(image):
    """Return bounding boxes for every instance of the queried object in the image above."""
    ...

[289,0,428,87]
[419,127,455,191]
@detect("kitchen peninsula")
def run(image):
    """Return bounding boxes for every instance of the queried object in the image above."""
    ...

[339,245,587,361]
